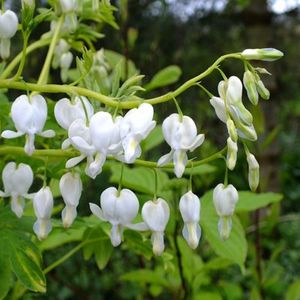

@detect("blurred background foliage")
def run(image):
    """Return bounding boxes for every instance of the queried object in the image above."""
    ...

[1,0,300,299]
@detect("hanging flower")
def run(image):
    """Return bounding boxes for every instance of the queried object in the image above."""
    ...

[60,172,82,228]
[119,103,156,163]
[141,198,170,256]
[0,162,33,218]
[1,95,55,155]
[179,191,201,249]
[213,183,239,240]
[246,152,260,192]
[89,187,140,247]
[226,137,238,170]
[157,114,205,178]
[0,9,18,59]
[33,187,53,240]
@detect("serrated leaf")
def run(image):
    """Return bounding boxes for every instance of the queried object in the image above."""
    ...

[145,65,182,91]
[236,192,283,212]
[200,190,247,269]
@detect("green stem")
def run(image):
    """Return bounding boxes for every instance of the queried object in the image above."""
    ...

[0,53,242,109]
[0,146,226,171]
[37,15,64,85]
[12,32,29,80]
[0,38,52,79]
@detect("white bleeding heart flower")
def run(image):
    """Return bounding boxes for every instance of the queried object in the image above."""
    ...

[65,119,96,178]
[89,112,122,177]
[33,187,53,240]
[0,10,18,59]
[1,95,55,155]
[60,172,82,228]
[179,191,201,249]
[226,137,238,170]
[54,96,94,131]
[213,183,239,240]
[157,113,205,178]
[89,187,139,247]
[142,198,170,256]
[119,103,156,163]
[0,162,33,218]
[246,152,260,192]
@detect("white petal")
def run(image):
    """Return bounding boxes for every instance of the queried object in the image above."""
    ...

[226,76,243,105]
[61,138,71,150]
[218,216,232,240]
[173,150,188,178]
[1,130,24,139]
[110,224,122,247]
[33,218,52,240]
[157,151,173,166]
[70,136,95,154]
[179,191,200,223]
[89,203,105,220]
[66,154,86,168]
[62,205,77,228]
[24,134,35,155]
[117,189,139,225]
[10,195,25,218]
[86,152,105,178]
[59,172,82,206]
[0,10,18,38]
[182,222,201,249]
[209,97,227,123]
[126,222,149,231]
[33,187,53,219]
[188,134,205,152]
[151,232,165,256]
[39,129,55,138]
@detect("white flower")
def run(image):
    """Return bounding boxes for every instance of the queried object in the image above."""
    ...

[226,137,238,170]
[226,76,243,106]
[246,152,259,192]
[142,198,170,256]
[89,112,122,177]
[179,191,201,249]
[89,187,139,247]
[243,70,259,105]
[213,183,239,240]
[54,96,94,130]
[241,48,283,61]
[33,187,53,240]
[60,52,73,82]
[1,95,55,155]
[60,172,82,228]
[52,39,70,69]
[60,0,77,13]
[0,10,18,59]
[119,103,156,163]
[65,119,96,178]
[0,162,33,218]
[157,114,205,178]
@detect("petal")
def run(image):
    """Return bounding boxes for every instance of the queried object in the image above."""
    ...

[62,205,77,228]
[179,191,200,222]
[24,134,35,155]
[60,172,82,206]
[157,151,173,166]
[151,232,165,256]
[110,224,122,247]
[100,187,118,223]
[33,219,52,240]
[66,154,86,168]
[226,76,243,105]
[117,188,139,224]
[218,216,232,240]
[209,97,227,123]
[11,195,25,218]
[86,152,106,178]
[33,187,53,219]
[173,150,188,178]
[122,136,140,163]
[0,10,18,38]
[89,203,105,220]
[39,129,55,138]
[70,136,95,154]
[13,163,34,195]
[188,134,205,152]
[61,138,71,150]
[1,130,24,139]
[182,222,201,249]
[126,222,149,231]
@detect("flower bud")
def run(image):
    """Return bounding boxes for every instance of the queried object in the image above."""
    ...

[179,191,201,249]
[226,76,243,106]
[218,80,228,100]
[142,198,170,256]
[241,48,283,61]
[226,137,238,170]
[243,70,259,105]
[247,152,260,192]
[226,119,238,142]
[256,80,270,100]
[60,172,82,228]
[33,187,53,240]
[213,183,238,240]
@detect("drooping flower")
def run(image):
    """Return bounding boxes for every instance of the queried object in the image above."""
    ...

[33,187,53,240]
[179,191,201,249]
[157,114,205,178]
[65,119,96,177]
[60,172,82,228]
[0,162,33,218]
[0,9,18,59]
[119,103,156,163]
[142,198,170,256]
[89,187,139,246]
[1,95,55,155]
[213,183,239,240]
[246,152,260,192]
[89,112,122,177]
[226,137,238,170]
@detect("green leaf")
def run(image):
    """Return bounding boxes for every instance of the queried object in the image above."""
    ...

[0,254,11,300]
[200,190,247,269]
[144,65,182,91]
[236,192,283,212]
[141,125,164,152]
[286,279,300,300]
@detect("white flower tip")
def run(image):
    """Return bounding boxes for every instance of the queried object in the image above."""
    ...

[218,217,232,241]
[182,223,201,249]
[151,232,165,256]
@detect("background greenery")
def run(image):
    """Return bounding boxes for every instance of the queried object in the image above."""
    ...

[1,0,300,299]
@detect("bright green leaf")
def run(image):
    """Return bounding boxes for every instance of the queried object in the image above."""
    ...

[286,279,300,300]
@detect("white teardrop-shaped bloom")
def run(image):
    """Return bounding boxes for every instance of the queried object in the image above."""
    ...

[52,39,70,69]
[179,191,201,249]
[241,48,283,61]
[142,198,170,256]
[54,96,94,130]
[246,152,260,192]
[1,95,55,155]
[226,76,243,106]
[33,187,53,240]
[60,172,82,228]
[0,162,33,218]
[89,187,139,247]
[157,113,205,178]
[213,183,239,240]
[0,10,18,59]
[226,137,238,170]
[120,103,156,163]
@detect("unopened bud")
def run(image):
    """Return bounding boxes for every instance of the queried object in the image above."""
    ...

[247,152,260,192]
[256,80,270,100]
[243,70,259,105]
[241,48,284,62]
[226,137,238,170]
[226,119,238,142]
[255,67,272,75]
